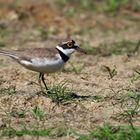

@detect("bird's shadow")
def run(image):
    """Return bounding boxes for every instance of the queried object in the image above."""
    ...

[28,91,103,105]
[25,91,102,105]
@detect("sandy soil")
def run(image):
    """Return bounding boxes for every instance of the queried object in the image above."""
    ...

[0,0,140,139]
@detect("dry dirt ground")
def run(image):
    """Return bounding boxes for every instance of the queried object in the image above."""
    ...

[0,0,140,140]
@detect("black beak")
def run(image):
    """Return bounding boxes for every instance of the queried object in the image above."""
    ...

[76,46,87,54]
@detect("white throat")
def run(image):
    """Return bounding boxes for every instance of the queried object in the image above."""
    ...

[56,45,75,57]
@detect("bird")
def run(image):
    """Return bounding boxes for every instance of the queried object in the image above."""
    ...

[0,40,86,90]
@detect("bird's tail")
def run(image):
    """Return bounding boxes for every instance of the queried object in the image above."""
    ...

[0,50,19,60]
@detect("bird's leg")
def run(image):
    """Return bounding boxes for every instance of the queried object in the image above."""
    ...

[41,74,48,90]
[39,73,44,91]
[39,73,42,86]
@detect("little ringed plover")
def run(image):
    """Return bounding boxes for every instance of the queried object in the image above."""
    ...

[0,40,86,90]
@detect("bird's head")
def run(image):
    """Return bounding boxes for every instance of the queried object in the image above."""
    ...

[56,40,86,57]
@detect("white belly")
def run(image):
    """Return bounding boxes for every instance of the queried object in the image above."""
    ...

[20,57,65,73]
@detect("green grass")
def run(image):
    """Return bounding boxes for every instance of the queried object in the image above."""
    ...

[111,88,140,131]
[0,125,140,139]
[104,40,140,55]
[40,84,104,105]
[57,0,95,14]
[32,106,46,121]
[0,87,17,95]
[130,72,140,84]
[90,125,140,140]
[102,65,117,79]
[56,0,139,16]
[10,110,26,118]
[0,24,12,38]
[45,84,76,105]
[0,126,74,138]
[0,127,53,138]
[104,0,129,15]
[82,40,140,56]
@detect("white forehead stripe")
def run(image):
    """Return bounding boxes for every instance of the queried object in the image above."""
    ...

[56,45,75,57]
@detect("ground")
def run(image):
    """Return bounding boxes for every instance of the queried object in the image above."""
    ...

[0,0,140,140]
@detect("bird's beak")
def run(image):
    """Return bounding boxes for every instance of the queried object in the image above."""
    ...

[76,46,87,54]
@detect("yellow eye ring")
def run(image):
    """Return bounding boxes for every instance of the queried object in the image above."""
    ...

[67,42,73,47]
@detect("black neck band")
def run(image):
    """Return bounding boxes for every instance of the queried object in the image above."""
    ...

[57,49,69,62]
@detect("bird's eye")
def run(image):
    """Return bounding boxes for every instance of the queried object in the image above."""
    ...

[67,42,73,47]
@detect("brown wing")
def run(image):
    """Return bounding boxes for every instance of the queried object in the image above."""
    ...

[13,47,58,60]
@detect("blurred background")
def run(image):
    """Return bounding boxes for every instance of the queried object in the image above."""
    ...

[0,1,140,139]
[0,0,139,54]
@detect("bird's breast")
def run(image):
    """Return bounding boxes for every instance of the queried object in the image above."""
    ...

[20,57,65,73]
